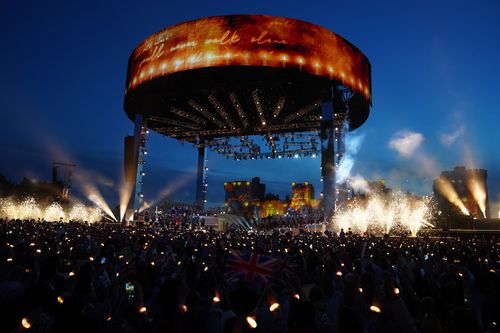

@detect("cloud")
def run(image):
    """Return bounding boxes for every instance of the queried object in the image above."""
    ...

[349,174,370,193]
[388,130,424,158]
[440,125,464,147]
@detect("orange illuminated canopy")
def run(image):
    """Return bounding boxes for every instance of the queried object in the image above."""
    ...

[126,15,371,101]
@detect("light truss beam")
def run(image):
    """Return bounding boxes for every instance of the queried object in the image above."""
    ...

[272,97,285,119]
[252,89,267,126]
[283,99,322,123]
[158,122,321,140]
[187,100,226,128]
[148,115,200,130]
[266,132,278,154]
[229,93,249,128]
[170,107,206,125]
[208,95,236,129]
[229,148,319,160]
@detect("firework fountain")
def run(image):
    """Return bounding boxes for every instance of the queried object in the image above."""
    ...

[332,191,435,236]
[0,197,103,223]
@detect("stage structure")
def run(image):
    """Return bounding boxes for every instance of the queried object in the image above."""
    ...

[123,15,372,222]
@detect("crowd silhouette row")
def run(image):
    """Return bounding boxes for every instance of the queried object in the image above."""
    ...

[0,216,499,333]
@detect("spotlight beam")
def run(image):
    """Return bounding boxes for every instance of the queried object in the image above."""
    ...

[435,178,470,216]
[466,176,487,218]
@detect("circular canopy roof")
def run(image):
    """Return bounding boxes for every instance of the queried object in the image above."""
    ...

[124,15,371,141]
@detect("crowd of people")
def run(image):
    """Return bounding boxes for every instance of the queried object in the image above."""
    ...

[0,218,499,333]
[140,205,224,228]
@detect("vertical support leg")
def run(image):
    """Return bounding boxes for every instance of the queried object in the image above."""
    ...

[333,105,348,208]
[321,100,335,222]
[125,114,147,222]
[196,143,207,209]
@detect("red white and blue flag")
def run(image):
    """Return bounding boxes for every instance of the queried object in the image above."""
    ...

[225,250,277,284]
[276,255,299,279]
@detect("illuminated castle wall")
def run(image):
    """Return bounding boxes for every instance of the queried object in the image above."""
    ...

[433,166,490,218]
[290,182,314,210]
[224,178,317,217]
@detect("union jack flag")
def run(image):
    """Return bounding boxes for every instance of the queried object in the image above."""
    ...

[225,250,277,284]
[276,255,299,279]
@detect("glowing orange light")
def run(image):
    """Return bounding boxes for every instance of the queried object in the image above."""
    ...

[293,293,300,299]
[358,288,363,293]
[179,304,188,313]
[370,305,381,313]
[213,296,220,303]
[336,271,343,276]
[269,302,280,312]
[394,288,400,295]
[126,15,371,103]
[69,271,75,277]
[138,306,147,313]
[246,316,257,328]
[57,296,64,304]
[21,317,31,329]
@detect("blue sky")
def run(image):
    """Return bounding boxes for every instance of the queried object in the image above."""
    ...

[0,0,499,213]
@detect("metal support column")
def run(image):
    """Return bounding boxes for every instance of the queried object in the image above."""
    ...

[195,143,207,209]
[321,98,335,222]
[125,114,148,222]
[333,103,348,208]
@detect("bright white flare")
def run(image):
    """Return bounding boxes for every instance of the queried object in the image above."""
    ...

[434,178,470,216]
[87,192,116,221]
[332,192,434,236]
[73,170,117,221]
[0,197,42,220]
[0,197,103,223]
[68,203,103,223]
[466,177,487,218]
[44,202,65,221]
[119,180,134,222]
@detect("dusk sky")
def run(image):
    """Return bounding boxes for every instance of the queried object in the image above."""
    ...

[1,1,499,213]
